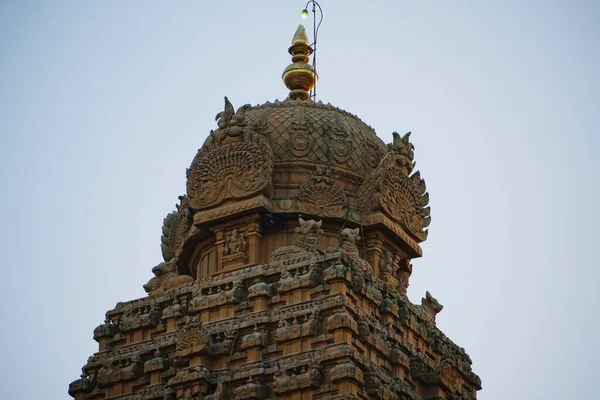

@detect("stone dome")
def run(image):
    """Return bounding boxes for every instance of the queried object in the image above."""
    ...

[185,98,388,215]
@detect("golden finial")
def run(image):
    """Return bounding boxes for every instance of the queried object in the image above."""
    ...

[282,25,317,101]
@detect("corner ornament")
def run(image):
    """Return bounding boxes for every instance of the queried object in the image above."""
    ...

[357,131,431,242]
[186,97,273,210]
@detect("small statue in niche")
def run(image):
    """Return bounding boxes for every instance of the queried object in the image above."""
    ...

[222,228,247,264]
[223,229,246,256]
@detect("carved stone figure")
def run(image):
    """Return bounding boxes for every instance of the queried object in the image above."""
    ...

[339,227,372,273]
[215,96,251,137]
[387,131,415,175]
[222,228,247,265]
[270,218,323,263]
[422,290,444,317]
[143,259,193,295]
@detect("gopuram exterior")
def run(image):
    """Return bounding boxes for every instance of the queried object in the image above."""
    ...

[69,25,482,400]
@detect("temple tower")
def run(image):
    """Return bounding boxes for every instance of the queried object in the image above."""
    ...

[70,23,481,400]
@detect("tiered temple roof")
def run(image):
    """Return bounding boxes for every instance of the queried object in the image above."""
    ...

[69,24,481,400]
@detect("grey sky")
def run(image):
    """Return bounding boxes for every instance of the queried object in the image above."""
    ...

[1,1,598,399]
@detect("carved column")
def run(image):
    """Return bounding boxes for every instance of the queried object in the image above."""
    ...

[364,233,384,279]
[245,217,263,264]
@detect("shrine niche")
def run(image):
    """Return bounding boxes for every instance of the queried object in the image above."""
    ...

[70,23,480,400]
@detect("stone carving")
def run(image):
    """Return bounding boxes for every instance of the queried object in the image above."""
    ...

[276,308,320,342]
[269,218,322,264]
[222,228,247,264]
[209,329,236,355]
[278,262,321,293]
[298,165,347,217]
[97,356,144,386]
[379,249,393,278]
[339,228,372,273]
[247,282,272,299]
[162,296,185,320]
[365,136,386,169]
[215,96,252,137]
[187,100,273,209]
[188,280,242,311]
[273,362,322,394]
[68,373,92,396]
[380,164,430,242]
[391,343,410,368]
[412,358,461,393]
[93,317,117,342]
[168,365,213,397]
[143,259,193,295]
[161,195,192,262]
[357,132,430,242]
[387,132,416,175]
[326,312,358,333]
[233,376,267,400]
[330,119,353,164]
[329,362,364,383]
[144,348,168,373]
[398,260,412,295]
[119,304,162,332]
[290,106,312,157]
[421,291,444,315]
[241,325,266,350]
[176,316,210,356]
